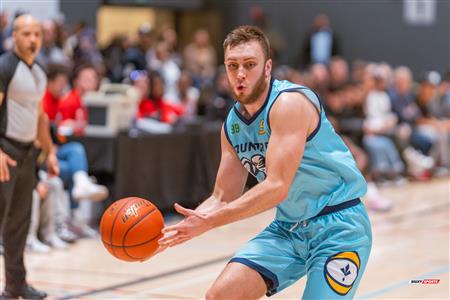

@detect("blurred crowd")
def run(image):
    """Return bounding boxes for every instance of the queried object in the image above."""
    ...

[0,9,448,253]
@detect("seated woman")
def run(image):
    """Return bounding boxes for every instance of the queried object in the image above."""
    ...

[134,70,185,124]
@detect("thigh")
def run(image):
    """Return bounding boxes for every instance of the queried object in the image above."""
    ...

[303,203,372,299]
[207,261,267,299]
[230,220,307,296]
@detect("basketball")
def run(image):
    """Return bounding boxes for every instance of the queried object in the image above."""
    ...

[99,197,164,262]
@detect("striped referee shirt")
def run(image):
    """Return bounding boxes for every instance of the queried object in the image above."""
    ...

[0,52,47,143]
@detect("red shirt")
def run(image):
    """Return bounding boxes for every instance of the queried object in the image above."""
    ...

[42,89,60,121]
[58,88,87,122]
[137,98,185,124]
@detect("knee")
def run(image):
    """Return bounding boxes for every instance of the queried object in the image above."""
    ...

[69,142,86,157]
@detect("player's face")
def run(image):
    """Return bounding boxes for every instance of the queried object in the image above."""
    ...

[13,22,42,58]
[224,41,272,105]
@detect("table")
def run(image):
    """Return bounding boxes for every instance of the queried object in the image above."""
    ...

[77,123,222,212]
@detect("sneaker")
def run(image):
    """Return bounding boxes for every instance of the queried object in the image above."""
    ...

[44,234,68,249]
[2,284,47,299]
[56,224,79,243]
[72,179,108,202]
[26,237,50,253]
[364,182,393,212]
[366,196,392,212]
[71,223,98,239]
[403,147,435,175]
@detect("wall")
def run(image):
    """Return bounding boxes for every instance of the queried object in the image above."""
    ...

[0,0,59,20]
[60,0,101,28]
[211,0,449,77]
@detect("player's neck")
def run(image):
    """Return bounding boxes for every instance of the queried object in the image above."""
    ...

[241,77,271,117]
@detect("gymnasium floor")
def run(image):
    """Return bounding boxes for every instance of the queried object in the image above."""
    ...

[1,177,449,299]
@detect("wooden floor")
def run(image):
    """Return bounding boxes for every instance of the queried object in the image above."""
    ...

[1,178,449,299]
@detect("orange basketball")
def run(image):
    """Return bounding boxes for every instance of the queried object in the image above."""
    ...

[100,197,164,262]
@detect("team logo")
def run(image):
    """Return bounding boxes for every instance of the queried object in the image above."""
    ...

[258,119,266,135]
[241,154,266,179]
[324,251,360,296]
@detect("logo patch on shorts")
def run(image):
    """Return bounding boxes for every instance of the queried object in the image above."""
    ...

[324,251,360,295]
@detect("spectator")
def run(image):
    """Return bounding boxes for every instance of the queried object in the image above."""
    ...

[362,65,405,183]
[101,34,130,83]
[207,66,234,121]
[351,59,367,84]
[176,71,200,119]
[37,19,70,67]
[388,66,434,159]
[249,6,286,64]
[416,71,450,170]
[42,64,69,122]
[149,41,181,103]
[329,56,350,91]
[57,64,99,131]
[183,29,217,88]
[26,172,69,252]
[159,26,182,67]
[122,22,154,75]
[300,14,340,67]
[72,27,103,70]
[135,71,185,124]
[63,21,86,59]
[308,63,330,98]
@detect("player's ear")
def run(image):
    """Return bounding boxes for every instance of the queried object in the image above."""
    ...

[265,59,272,78]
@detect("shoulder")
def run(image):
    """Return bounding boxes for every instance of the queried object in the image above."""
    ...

[33,58,47,74]
[0,52,20,74]
[269,91,319,133]
[272,92,315,115]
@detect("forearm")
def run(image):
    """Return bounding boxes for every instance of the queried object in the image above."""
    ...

[37,112,55,155]
[195,195,227,214]
[207,179,286,228]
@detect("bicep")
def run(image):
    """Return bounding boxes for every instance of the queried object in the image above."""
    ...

[265,93,318,189]
[212,126,248,203]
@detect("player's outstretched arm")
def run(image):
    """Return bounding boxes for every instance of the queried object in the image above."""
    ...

[158,125,248,247]
[159,92,318,248]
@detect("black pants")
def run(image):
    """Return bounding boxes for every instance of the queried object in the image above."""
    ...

[0,137,35,289]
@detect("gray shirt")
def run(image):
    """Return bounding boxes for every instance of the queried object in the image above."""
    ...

[0,52,47,142]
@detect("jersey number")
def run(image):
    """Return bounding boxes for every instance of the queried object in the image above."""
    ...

[231,123,240,134]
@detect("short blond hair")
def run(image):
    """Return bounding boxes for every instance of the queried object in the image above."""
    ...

[223,25,271,60]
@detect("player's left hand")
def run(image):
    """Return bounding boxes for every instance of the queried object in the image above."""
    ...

[46,152,60,177]
[158,203,213,248]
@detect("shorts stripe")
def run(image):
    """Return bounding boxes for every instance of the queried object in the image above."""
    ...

[229,257,279,296]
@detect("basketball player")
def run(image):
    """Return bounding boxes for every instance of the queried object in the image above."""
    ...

[0,15,58,299]
[159,25,372,299]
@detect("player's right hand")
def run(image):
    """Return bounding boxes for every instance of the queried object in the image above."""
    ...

[0,148,17,182]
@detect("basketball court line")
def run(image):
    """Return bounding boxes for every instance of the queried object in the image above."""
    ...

[357,264,450,299]
[127,272,217,298]
[56,254,231,300]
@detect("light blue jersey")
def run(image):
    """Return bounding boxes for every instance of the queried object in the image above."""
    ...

[226,78,372,298]
[224,79,367,222]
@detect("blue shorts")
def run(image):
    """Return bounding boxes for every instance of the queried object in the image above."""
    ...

[230,200,372,299]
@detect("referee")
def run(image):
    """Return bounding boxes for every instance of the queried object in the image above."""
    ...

[0,15,58,299]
